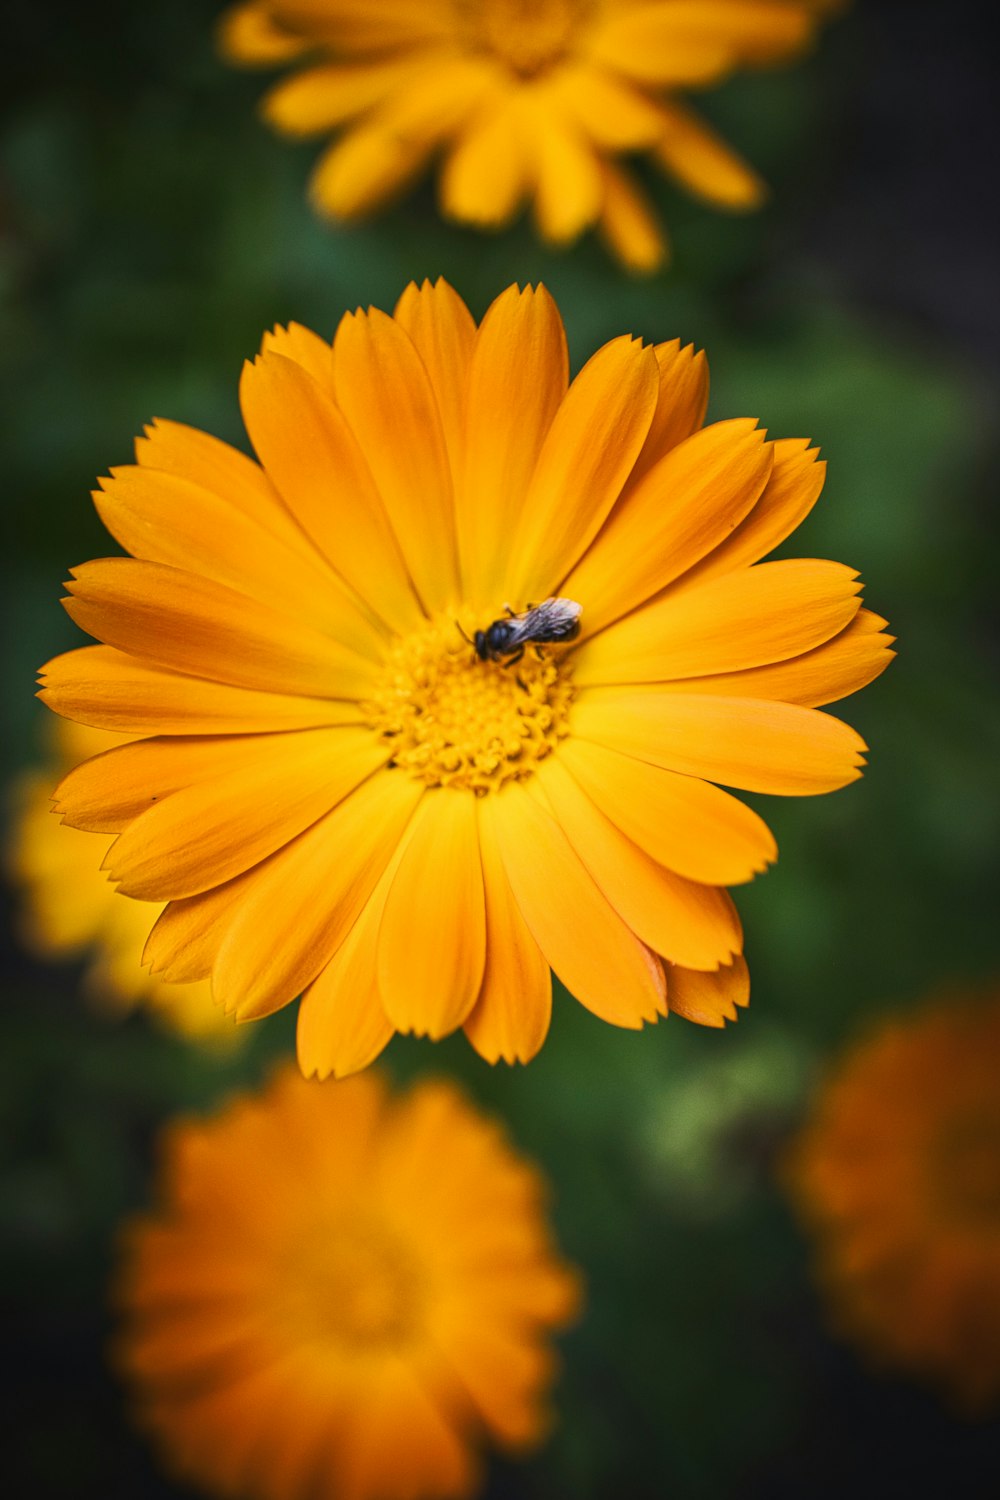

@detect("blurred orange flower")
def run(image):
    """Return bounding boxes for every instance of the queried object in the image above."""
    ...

[40,279,892,1074]
[9,719,238,1045]
[785,991,1000,1412]
[219,0,840,269]
[114,1065,581,1500]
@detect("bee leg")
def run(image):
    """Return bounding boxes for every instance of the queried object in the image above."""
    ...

[502,646,525,669]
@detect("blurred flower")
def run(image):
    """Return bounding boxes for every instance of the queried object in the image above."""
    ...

[218,0,839,270]
[114,1064,580,1500]
[40,279,892,1074]
[785,990,1000,1411]
[9,719,238,1045]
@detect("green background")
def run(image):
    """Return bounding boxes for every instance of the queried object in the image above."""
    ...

[3,1,999,1494]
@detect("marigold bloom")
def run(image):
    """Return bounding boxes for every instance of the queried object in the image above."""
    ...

[114,1065,580,1500]
[39,279,893,1075]
[218,0,840,270]
[10,719,237,1044]
[785,991,1000,1411]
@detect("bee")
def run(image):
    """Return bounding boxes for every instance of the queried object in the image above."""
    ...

[468,597,582,665]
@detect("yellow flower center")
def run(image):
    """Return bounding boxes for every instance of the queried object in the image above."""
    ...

[363,614,576,793]
[454,0,592,77]
[932,1113,1000,1230]
[285,1217,425,1354]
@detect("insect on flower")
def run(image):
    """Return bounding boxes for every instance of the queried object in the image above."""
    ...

[471,598,583,666]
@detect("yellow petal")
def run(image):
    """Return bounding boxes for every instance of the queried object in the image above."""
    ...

[216,1,310,65]
[440,96,528,229]
[586,1,815,85]
[630,339,710,482]
[275,0,454,54]
[560,737,776,884]
[309,123,434,220]
[297,882,396,1081]
[213,770,424,1021]
[239,350,422,634]
[459,283,568,606]
[506,335,660,605]
[143,884,237,983]
[259,321,335,392]
[393,277,476,487]
[667,954,750,1027]
[575,689,868,795]
[463,797,551,1064]
[564,418,772,637]
[655,99,766,209]
[93,464,384,659]
[596,161,669,274]
[333,306,460,611]
[484,783,667,1028]
[574,559,862,686]
[38,646,360,736]
[676,608,895,708]
[535,758,741,969]
[104,728,388,900]
[544,62,667,149]
[260,58,422,137]
[524,96,604,244]
[63,558,377,700]
[677,437,826,587]
[377,790,486,1039]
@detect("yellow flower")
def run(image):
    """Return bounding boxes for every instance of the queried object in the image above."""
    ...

[785,991,1000,1412]
[113,1064,581,1500]
[218,0,840,270]
[9,719,239,1045]
[39,279,893,1075]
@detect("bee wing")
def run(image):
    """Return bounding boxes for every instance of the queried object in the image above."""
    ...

[523,597,583,640]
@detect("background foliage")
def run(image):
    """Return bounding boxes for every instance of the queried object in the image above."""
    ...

[2,1,999,1494]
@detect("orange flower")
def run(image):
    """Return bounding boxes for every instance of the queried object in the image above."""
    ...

[219,0,841,269]
[785,991,1000,1412]
[39,279,893,1075]
[114,1065,581,1500]
[9,719,238,1044]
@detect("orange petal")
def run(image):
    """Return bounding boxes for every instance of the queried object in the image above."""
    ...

[393,277,476,488]
[546,62,667,150]
[574,559,862,686]
[629,338,710,483]
[654,98,766,209]
[507,334,661,604]
[297,878,396,1081]
[535,758,741,969]
[440,97,529,230]
[484,782,667,1028]
[560,737,776,884]
[463,797,551,1064]
[459,283,568,606]
[259,321,335,392]
[377,790,486,1038]
[260,58,422,137]
[216,1,310,65]
[667,954,750,1027]
[586,1,814,85]
[143,883,238,983]
[564,418,772,637]
[63,557,377,700]
[524,97,604,244]
[333,306,460,611]
[309,122,434,220]
[596,160,669,274]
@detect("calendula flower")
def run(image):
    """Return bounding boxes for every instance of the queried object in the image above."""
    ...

[218,0,839,270]
[9,719,237,1044]
[114,1064,580,1500]
[785,991,1000,1412]
[39,279,892,1075]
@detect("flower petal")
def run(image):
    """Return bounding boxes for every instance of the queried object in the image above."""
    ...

[574,559,862,686]
[310,122,434,219]
[260,58,422,137]
[240,350,422,634]
[297,887,396,1081]
[596,161,669,274]
[507,335,660,604]
[377,790,486,1039]
[217,1,310,64]
[259,321,335,392]
[535,758,741,969]
[144,884,236,983]
[544,62,666,149]
[629,338,710,482]
[563,418,772,637]
[655,99,766,209]
[104,728,388,900]
[440,97,529,230]
[63,558,377,699]
[333,306,460,611]
[462,798,551,1065]
[559,737,776,884]
[38,646,360,737]
[524,97,604,244]
[666,954,750,1027]
[573,689,868,795]
[459,284,568,607]
[393,278,477,488]
[586,1,815,85]
[484,783,667,1028]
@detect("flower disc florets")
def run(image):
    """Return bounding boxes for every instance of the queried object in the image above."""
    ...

[456,0,591,77]
[363,616,575,793]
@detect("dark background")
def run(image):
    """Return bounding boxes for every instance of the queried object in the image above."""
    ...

[2,1,999,1495]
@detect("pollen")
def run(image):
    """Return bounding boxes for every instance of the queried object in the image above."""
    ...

[363,615,576,793]
[281,1217,425,1354]
[454,0,593,78]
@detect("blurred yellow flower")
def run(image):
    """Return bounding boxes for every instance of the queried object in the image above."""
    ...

[40,280,892,1074]
[10,719,239,1044]
[785,991,1000,1412]
[114,1064,580,1500]
[219,0,839,269]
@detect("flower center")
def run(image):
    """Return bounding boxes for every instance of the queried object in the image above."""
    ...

[931,1113,1000,1231]
[453,0,593,77]
[284,1216,425,1354]
[363,614,576,793]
